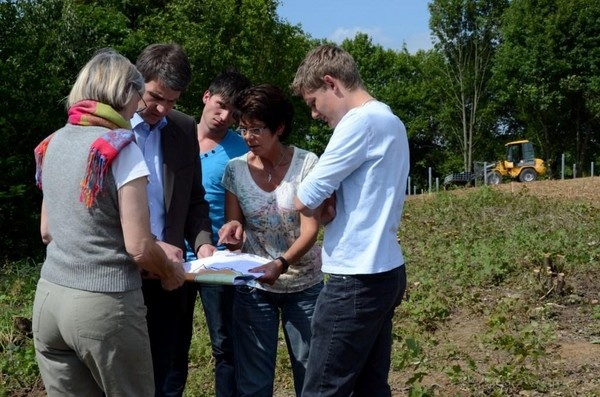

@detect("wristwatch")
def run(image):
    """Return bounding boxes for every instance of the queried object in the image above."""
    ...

[276,256,290,273]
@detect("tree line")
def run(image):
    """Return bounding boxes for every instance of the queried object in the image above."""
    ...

[1,0,598,261]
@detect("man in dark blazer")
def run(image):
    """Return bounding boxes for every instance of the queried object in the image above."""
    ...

[132,43,216,397]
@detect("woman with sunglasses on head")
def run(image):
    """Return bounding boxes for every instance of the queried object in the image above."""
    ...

[217,84,323,397]
[32,49,185,397]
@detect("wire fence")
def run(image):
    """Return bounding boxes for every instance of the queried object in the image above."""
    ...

[406,155,597,196]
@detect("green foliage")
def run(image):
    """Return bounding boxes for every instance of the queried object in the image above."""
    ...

[0,260,41,395]
[396,186,600,394]
[2,186,600,395]
[593,305,600,321]
[0,0,138,261]
[3,0,600,260]
[493,0,600,175]
[390,337,434,396]
[483,298,553,392]
[0,0,314,259]
[429,0,509,171]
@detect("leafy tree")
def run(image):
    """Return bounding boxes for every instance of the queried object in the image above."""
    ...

[402,49,462,182]
[493,0,600,175]
[0,2,142,262]
[0,0,318,260]
[128,0,315,134]
[429,0,509,172]
[0,0,135,261]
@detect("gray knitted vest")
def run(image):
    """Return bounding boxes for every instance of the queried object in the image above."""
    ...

[41,124,142,292]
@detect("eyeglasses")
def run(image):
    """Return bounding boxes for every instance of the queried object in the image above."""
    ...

[136,91,148,113]
[236,127,267,137]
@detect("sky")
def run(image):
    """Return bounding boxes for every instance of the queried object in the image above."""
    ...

[276,0,434,53]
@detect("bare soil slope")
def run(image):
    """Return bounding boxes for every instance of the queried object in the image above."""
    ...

[394,177,600,396]
[494,177,600,207]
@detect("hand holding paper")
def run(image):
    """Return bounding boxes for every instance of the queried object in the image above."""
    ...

[184,250,270,286]
[249,259,286,285]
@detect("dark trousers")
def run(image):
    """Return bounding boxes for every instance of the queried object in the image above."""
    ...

[167,283,237,397]
[302,266,407,397]
[142,279,188,397]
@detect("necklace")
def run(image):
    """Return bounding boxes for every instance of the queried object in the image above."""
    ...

[265,149,286,183]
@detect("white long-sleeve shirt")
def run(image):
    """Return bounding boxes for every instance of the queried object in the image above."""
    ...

[297,100,409,275]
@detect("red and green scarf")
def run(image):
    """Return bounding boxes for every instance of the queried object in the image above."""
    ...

[34,100,135,208]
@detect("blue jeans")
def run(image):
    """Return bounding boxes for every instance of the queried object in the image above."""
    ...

[200,284,236,396]
[302,266,407,397]
[167,283,236,397]
[233,282,323,397]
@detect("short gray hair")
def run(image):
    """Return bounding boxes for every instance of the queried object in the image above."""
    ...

[68,49,144,111]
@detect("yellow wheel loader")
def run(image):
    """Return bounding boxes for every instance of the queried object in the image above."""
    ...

[443,140,546,187]
[485,140,546,185]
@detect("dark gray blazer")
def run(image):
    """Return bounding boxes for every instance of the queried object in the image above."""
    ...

[161,109,212,253]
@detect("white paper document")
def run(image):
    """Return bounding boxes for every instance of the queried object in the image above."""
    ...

[183,250,269,286]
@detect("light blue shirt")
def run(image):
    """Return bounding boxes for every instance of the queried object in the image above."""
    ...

[201,130,249,245]
[131,113,167,240]
[297,101,409,275]
[185,130,248,261]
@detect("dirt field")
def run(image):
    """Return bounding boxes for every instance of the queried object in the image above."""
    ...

[395,176,600,396]
[488,177,600,395]
[13,177,600,397]
[493,177,600,207]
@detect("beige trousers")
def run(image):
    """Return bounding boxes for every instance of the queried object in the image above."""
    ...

[32,278,154,397]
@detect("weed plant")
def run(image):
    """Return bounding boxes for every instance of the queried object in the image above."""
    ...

[2,186,599,396]
[394,186,600,395]
[0,259,40,396]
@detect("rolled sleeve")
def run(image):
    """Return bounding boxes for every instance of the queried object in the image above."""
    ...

[297,179,321,210]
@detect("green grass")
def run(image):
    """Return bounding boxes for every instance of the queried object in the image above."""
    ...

[393,187,600,395]
[0,259,40,397]
[2,186,599,396]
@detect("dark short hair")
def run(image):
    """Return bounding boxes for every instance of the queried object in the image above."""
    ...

[234,84,294,141]
[207,70,251,105]
[135,43,191,92]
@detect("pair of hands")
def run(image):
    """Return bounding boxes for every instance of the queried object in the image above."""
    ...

[217,221,285,285]
[156,240,218,291]
[215,192,338,286]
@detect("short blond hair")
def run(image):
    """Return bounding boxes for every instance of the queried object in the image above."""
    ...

[290,44,364,96]
[68,49,144,111]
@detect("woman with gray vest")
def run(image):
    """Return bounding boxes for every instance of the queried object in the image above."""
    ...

[32,49,185,397]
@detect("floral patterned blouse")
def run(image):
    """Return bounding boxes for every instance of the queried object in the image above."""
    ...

[222,146,323,293]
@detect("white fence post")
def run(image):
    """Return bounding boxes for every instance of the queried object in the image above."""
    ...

[484,162,488,185]
[428,167,432,193]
